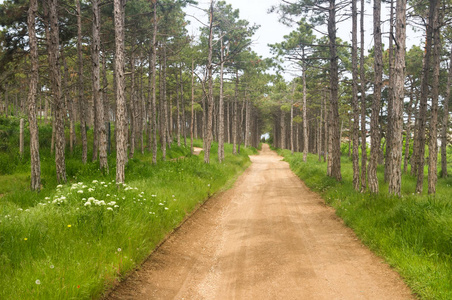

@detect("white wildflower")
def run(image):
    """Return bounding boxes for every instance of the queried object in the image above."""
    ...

[92,180,98,183]
[106,207,113,211]
[35,279,41,285]
[77,190,84,194]
[84,202,91,206]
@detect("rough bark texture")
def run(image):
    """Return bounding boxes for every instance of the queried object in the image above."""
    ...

[441,46,452,178]
[302,52,308,162]
[204,3,214,163]
[328,0,341,181]
[403,82,415,174]
[92,0,108,172]
[191,59,195,155]
[360,0,367,192]
[280,109,286,150]
[385,0,395,183]
[149,1,158,164]
[428,6,441,194]
[114,0,127,184]
[368,0,382,193]
[388,0,406,196]
[218,38,225,162]
[233,70,238,155]
[76,0,87,164]
[351,0,360,191]
[48,0,66,184]
[27,0,41,191]
[416,0,436,194]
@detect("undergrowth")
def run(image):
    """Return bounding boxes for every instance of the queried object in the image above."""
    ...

[0,115,255,299]
[278,148,452,300]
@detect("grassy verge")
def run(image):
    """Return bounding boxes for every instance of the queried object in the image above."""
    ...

[278,148,452,300]
[0,138,255,299]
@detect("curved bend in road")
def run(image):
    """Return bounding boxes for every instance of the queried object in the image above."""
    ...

[108,144,413,300]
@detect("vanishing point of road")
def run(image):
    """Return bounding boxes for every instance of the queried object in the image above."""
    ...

[108,144,413,300]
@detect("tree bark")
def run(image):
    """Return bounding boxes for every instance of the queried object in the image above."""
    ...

[302,51,308,161]
[27,0,41,191]
[47,0,66,184]
[148,1,158,164]
[428,5,441,194]
[351,0,360,191]
[360,0,367,191]
[76,0,87,164]
[388,0,406,196]
[328,0,341,181]
[204,1,214,163]
[114,0,127,184]
[92,0,108,172]
[368,0,383,193]
[403,80,415,173]
[191,59,195,155]
[218,37,225,162]
[385,0,395,183]
[416,0,436,194]
[441,45,452,178]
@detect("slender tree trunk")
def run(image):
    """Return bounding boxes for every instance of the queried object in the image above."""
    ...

[148,1,158,164]
[204,1,214,163]
[218,37,225,162]
[328,0,341,180]
[114,0,127,184]
[76,0,87,164]
[352,0,360,191]
[190,59,195,154]
[47,0,66,184]
[441,46,452,178]
[233,69,238,154]
[302,51,308,161]
[403,81,415,173]
[416,1,436,194]
[92,0,108,172]
[27,0,41,191]
[368,0,383,193]
[62,52,75,155]
[388,0,406,196]
[385,0,395,182]
[428,7,441,194]
[360,0,367,191]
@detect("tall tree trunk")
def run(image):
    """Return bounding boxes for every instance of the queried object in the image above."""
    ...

[148,1,158,164]
[190,59,195,154]
[360,0,367,191]
[403,80,415,173]
[204,1,214,163]
[302,51,308,161]
[328,0,341,181]
[368,0,383,193]
[352,0,360,191]
[27,0,41,191]
[416,0,436,194]
[280,109,286,149]
[47,0,66,184]
[385,0,395,183]
[114,0,127,184]
[428,6,441,194]
[92,0,108,172]
[233,69,238,154]
[62,51,75,155]
[441,45,452,178]
[388,0,406,196]
[129,48,137,159]
[218,37,225,162]
[76,0,87,164]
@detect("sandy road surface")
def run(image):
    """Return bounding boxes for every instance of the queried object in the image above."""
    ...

[107,144,413,300]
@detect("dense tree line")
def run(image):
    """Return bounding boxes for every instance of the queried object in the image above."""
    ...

[0,0,269,190]
[270,0,451,196]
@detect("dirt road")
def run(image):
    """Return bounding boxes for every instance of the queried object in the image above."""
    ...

[108,144,413,300]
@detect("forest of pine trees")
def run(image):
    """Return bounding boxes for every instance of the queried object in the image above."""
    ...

[0,0,450,197]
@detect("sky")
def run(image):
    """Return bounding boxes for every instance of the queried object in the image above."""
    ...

[184,0,424,79]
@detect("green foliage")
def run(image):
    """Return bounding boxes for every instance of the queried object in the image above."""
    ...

[278,148,452,299]
[0,139,253,299]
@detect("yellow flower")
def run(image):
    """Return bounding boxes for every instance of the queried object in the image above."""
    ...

[67,225,72,228]
[24,238,28,241]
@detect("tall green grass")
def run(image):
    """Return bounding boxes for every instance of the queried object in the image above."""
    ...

[278,148,452,299]
[0,116,255,299]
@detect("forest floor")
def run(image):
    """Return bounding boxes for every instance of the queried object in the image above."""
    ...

[106,144,414,300]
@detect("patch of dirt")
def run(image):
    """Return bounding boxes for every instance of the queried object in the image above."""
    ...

[107,144,414,300]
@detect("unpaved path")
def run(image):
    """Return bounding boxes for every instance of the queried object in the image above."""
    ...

[107,144,413,300]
